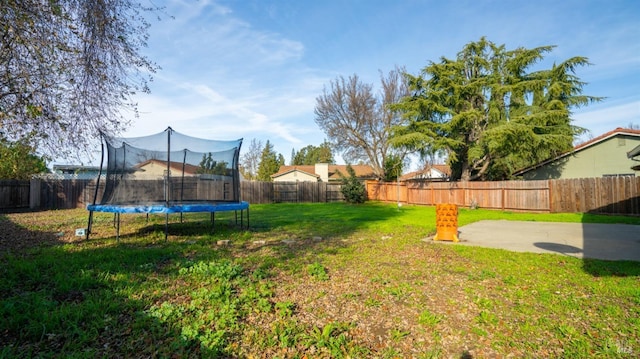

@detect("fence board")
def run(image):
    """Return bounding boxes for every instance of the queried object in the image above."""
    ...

[240,181,273,204]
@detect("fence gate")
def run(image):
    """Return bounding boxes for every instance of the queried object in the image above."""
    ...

[0,180,30,209]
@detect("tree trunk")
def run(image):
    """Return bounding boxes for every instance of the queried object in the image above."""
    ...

[460,162,472,181]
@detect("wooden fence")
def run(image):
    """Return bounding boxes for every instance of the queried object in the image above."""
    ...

[2,177,639,215]
[550,176,640,214]
[0,179,344,210]
[366,177,640,215]
[367,180,551,212]
[241,181,344,204]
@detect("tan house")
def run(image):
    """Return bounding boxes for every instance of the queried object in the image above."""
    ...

[400,164,451,182]
[515,128,640,180]
[133,159,200,178]
[271,163,376,182]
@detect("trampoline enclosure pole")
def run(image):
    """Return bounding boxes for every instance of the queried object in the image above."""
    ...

[87,141,105,240]
[166,127,171,206]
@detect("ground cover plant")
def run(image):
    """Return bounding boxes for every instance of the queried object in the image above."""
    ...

[1,203,638,358]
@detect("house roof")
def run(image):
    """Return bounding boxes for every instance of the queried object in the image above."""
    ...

[53,164,100,173]
[400,164,451,181]
[514,128,640,176]
[574,127,640,151]
[271,164,376,180]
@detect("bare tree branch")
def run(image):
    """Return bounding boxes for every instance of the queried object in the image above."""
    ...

[314,67,409,179]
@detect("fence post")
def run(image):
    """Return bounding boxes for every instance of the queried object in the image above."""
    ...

[548,180,553,212]
[29,178,41,209]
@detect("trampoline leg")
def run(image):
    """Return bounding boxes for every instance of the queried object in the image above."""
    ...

[116,213,120,242]
[86,210,94,240]
[247,208,250,230]
[165,213,169,241]
[211,212,215,233]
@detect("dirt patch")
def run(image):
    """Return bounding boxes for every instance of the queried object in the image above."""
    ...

[0,210,84,255]
[237,238,514,358]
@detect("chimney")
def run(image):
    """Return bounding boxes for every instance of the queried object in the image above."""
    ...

[315,163,329,182]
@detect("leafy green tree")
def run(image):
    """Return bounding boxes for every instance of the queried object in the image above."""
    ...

[1,1,159,158]
[197,153,229,175]
[0,137,48,179]
[338,165,366,204]
[382,153,405,182]
[292,141,335,165]
[256,140,284,181]
[315,67,409,179]
[391,38,601,181]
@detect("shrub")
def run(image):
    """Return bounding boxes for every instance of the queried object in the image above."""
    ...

[339,164,366,204]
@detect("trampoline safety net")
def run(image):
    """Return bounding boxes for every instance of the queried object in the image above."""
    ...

[93,127,243,206]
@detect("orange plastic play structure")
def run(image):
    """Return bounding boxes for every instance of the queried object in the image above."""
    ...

[434,203,459,242]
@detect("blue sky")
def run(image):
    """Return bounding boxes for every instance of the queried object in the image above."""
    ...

[123,0,640,168]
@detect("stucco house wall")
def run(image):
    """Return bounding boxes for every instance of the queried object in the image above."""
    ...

[133,160,199,179]
[136,161,168,178]
[518,129,640,180]
[272,170,319,182]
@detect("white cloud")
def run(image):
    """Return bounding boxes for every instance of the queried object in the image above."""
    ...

[128,76,315,146]
[573,100,640,140]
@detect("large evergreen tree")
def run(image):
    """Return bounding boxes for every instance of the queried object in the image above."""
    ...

[391,38,601,181]
[382,153,404,182]
[256,140,284,181]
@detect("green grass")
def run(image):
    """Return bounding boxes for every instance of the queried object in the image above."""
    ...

[0,202,638,358]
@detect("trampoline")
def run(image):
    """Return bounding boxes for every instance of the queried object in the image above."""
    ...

[86,127,248,240]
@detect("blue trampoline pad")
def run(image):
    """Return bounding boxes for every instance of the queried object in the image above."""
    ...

[87,201,249,214]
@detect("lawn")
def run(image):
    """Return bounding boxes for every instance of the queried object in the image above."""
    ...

[1,203,638,358]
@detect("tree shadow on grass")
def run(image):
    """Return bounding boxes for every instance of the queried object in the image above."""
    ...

[0,213,67,255]
[0,214,249,357]
[532,225,640,277]
[581,258,640,277]
[580,206,640,277]
[0,203,411,357]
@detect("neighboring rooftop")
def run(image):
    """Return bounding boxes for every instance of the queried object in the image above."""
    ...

[272,164,376,182]
[400,164,451,181]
